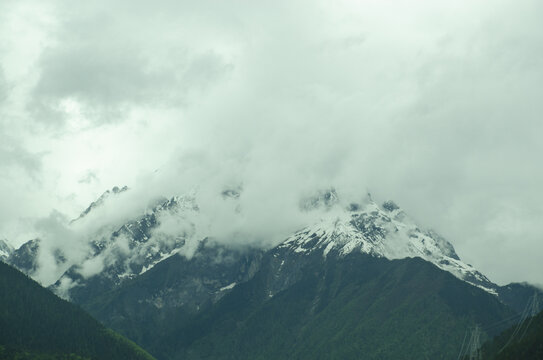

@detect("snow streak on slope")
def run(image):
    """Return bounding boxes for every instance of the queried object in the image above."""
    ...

[0,239,13,261]
[278,199,497,294]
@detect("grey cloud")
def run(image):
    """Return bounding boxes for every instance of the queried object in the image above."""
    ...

[33,210,88,285]
[0,134,42,178]
[32,47,231,126]
[29,3,233,127]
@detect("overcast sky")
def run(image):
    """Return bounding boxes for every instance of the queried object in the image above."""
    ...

[1,0,542,286]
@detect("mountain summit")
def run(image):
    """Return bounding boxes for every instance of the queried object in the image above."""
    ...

[4,188,522,301]
[280,197,495,294]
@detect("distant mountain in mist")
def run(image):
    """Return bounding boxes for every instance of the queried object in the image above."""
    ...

[4,187,542,359]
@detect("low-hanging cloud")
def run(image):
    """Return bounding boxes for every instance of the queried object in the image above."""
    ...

[1,0,543,286]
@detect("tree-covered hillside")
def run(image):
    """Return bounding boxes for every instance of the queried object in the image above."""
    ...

[480,308,543,359]
[145,254,515,360]
[0,261,155,360]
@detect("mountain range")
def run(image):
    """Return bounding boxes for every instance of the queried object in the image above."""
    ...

[2,187,541,359]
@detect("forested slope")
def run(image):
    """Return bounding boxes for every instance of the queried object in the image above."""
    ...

[0,261,155,360]
[481,309,543,360]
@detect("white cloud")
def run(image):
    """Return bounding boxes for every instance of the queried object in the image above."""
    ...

[1,0,542,285]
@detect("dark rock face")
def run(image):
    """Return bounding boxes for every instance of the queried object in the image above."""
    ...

[103,240,264,313]
[80,240,264,349]
[350,211,388,243]
[382,200,400,212]
[49,195,199,301]
[7,239,41,275]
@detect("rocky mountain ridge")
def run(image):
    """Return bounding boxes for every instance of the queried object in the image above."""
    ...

[3,187,539,316]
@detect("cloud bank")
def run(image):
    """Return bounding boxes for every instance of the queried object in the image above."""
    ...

[1,0,543,285]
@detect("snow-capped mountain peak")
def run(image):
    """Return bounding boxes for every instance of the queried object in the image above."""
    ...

[278,198,496,294]
[9,187,498,301]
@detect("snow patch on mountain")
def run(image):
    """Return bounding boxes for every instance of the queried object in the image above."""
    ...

[220,282,237,291]
[139,247,183,275]
[0,239,13,261]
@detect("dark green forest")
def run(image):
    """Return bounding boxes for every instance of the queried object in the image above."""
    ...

[92,253,515,360]
[0,345,88,360]
[480,309,543,359]
[0,261,155,360]
[3,251,540,360]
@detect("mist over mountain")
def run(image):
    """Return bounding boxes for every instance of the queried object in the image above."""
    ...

[0,187,502,292]
[1,0,543,287]
[5,186,541,359]
[2,0,543,358]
